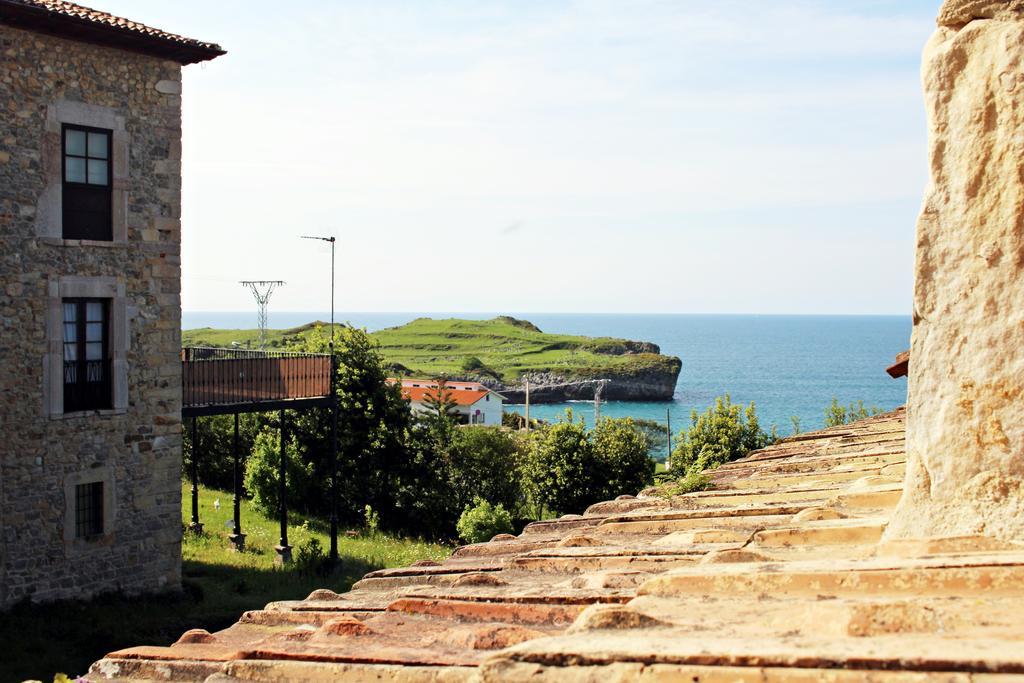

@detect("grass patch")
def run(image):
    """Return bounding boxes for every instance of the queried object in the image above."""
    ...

[0,484,449,682]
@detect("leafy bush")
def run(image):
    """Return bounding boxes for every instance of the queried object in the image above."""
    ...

[243,427,314,517]
[521,412,656,516]
[656,470,713,498]
[294,537,329,577]
[460,356,500,377]
[456,498,514,544]
[392,426,463,538]
[502,411,524,429]
[591,417,655,500]
[824,398,883,428]
[581,340,628,355]
[669,395,773,477]
[363,504,380,536]
[521,411,596,516]
[449,426,525,515]
[632,418,669,459]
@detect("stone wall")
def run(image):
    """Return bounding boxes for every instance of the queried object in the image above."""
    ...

[887,0,1024,541]
[0,25,185,604]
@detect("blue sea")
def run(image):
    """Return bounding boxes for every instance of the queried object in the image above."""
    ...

[183,312,911,449]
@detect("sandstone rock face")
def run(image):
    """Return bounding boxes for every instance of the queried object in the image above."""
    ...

[887,1,1024,541]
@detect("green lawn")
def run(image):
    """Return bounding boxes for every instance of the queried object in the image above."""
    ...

[182,316,680,384]
[0,484,450,682]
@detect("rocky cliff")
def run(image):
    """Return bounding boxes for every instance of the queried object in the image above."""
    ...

[483,359,681,403]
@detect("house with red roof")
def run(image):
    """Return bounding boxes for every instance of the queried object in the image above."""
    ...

[392,379,505,426]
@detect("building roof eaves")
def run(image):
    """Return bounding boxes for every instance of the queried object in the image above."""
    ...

[0,0,225,64]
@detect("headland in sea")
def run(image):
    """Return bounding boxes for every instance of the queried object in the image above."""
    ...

[183,312,911,445]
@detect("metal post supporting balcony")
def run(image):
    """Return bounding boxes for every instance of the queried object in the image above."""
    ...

[329,351,339,565]
[188,416,203,534]
[229,412,245,551]
[274,409,292,564]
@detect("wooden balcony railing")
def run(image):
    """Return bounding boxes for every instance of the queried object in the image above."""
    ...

[182,347,331,412]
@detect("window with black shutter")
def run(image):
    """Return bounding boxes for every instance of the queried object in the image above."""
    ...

[63,298,112,412]
[62,124,112,241]
[75,481,104,538]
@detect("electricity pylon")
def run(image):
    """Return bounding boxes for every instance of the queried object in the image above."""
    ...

[240,280,284,350]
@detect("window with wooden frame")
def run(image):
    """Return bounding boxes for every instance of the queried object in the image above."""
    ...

[62,298,111,412]
[75,481,104,539]
[62,124,112,241]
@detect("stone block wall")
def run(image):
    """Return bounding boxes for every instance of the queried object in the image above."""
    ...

[0,24,185,604]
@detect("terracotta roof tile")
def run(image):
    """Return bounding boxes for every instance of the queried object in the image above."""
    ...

[88,407,1024,680]
[0,0,224,63]
[887,350,910,378]
[402,386,492,407]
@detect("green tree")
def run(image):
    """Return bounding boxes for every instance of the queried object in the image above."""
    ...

[449,426,525,515]
[670,395,773,477]
[521,410,596,516]
[287,324,415,529]
[391,423,461,538]
[591,417,656,500]
[631,418,669,459]
[422,376,459,423]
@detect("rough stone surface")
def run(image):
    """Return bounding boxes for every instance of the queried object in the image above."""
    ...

[0,23,186,605]
[85,408,1024,679]
[887,0,1024,542]
[937,0,1024,26]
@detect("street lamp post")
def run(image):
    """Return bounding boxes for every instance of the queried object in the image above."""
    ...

[301,235,339,564]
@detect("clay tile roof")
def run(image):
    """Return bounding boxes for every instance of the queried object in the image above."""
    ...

[0,0,225,64]
[402,386,491,407]
[87,406,1024,679]
[389,378,502,406]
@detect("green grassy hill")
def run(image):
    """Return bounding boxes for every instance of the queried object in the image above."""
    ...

[181,321,322,350]
[371,316,677,383]
[182,316,680,386]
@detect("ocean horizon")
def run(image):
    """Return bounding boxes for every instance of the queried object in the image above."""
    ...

[182,311,911,453]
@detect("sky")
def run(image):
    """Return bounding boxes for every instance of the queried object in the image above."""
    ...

[101,0,943,315]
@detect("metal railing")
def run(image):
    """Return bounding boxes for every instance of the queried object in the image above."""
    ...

[182,347,331,408]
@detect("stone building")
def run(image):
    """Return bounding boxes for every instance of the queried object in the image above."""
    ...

[0,1,222,605]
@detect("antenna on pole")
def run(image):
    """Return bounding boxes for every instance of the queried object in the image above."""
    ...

[593,379,608,423]
[524,378,530,432]
[666,408,672,471]
[299,235,336,348]
[240,280,285,350]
